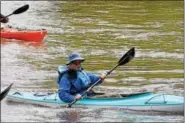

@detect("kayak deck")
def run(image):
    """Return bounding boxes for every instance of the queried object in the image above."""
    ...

[7,91,184,113]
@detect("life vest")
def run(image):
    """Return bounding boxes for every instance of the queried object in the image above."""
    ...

[77,71,91,88]
[57,66,91,88]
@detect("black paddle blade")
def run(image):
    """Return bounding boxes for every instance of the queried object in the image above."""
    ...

[118,47,135,66]
[13,4,29,14]
[0,83,13,101]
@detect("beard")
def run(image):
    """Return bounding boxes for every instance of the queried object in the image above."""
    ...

[67,69,77,79]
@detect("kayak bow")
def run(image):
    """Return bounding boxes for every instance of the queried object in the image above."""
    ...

[7,91,184,113]
[0,83,13,101]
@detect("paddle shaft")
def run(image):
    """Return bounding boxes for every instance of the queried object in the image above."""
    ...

[5,13,14,18]
[67,47,135,108]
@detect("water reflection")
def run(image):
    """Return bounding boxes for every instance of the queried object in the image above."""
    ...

[1,38,46,48]
[56,110,81,122]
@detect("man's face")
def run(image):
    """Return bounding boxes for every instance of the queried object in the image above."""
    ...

[69,60,82,70]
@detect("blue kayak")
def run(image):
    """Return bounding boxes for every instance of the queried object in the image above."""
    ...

[7,91,183,113]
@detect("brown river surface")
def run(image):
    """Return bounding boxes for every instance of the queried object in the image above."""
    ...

[1,1,184,122]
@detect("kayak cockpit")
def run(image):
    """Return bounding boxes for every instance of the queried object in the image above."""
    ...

[89,91,151,98]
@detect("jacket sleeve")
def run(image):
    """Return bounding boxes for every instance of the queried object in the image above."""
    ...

[58,75,75,103]
[86,72,102,86]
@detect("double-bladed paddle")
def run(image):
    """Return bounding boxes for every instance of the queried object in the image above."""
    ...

[0,83,13,101]
[67,47,135,108]
[5,4,29,18]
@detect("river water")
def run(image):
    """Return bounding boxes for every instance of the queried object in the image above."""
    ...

[1,1,184,122]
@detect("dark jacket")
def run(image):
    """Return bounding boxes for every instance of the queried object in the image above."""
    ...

[57,66,101,103]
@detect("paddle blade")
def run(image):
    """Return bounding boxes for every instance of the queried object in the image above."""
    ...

[13,4,29,15]
[118,47,135,66]
[0,83,13,101]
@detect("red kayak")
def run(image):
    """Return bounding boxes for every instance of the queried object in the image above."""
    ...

[1,28,47,42]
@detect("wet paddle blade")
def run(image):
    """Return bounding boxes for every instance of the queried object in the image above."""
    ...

[0,83,13,101]
[118,47,135,66]
[13,4,29,14]
[5,4,29,17]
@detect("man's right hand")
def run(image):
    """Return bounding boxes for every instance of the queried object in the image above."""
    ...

[75,94,82,100]
[100,73,106,81]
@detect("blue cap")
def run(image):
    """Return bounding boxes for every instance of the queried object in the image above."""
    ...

[66,52,85,65]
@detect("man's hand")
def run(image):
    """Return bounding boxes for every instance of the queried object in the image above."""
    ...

[75,94,82,100]
[0,17,9,23]
[100,73,106,81]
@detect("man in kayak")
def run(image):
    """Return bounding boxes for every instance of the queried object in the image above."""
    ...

[0,14,9,23]
[57,52,106,103]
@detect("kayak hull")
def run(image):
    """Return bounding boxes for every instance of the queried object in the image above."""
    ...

[1,29,47,42]
[7,91,184,113]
